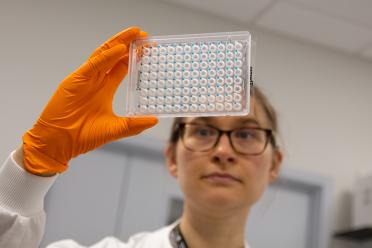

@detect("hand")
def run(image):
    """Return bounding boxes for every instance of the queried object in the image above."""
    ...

[22,27,158,176]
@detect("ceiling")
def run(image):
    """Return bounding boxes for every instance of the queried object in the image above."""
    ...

[161,0,372,63]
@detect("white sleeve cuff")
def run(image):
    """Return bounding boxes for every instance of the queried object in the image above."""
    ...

[0,151,57,217]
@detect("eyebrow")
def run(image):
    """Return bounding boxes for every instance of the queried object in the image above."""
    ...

[189,117,261,127]
[239,118,261,126]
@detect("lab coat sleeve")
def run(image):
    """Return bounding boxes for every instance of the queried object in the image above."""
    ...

[0,151,57,248]
[0,153,135,248]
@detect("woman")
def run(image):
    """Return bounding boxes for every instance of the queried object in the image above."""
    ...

[0,26,283,248]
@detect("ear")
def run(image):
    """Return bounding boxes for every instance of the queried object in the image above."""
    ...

[269,148,283,183]
[164,143,178,178]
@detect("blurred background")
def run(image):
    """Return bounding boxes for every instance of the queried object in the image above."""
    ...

[1,0,371,247]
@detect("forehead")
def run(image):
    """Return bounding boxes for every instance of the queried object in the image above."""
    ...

[185,100,270,129]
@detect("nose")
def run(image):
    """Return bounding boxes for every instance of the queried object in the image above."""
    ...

[211,133,237,166]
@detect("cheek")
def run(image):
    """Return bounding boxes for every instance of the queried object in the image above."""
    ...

[250,149,274,175]
[241,152,274,201]
[175,145,202,182]
[175,149,207,203]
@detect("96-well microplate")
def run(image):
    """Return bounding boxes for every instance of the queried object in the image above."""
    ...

[125,31,252,117]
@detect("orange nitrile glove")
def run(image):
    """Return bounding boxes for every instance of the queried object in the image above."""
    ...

[22,26,158,175]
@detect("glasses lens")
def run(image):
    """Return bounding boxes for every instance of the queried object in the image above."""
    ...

[231,128,268,155]
[183,124,218,151]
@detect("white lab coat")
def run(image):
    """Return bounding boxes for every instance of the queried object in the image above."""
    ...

[0,151,250,248]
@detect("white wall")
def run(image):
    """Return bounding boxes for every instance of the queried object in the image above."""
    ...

[1,0,371,235]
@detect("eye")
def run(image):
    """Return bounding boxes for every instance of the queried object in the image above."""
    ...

[234,129,258,141]
[190,125,216,138]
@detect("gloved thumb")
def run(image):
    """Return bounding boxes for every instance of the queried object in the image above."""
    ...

[119,116,159,138]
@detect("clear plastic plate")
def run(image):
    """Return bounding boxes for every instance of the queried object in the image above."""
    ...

[125,31,252,117]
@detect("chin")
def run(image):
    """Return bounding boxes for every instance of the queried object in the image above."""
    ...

[202,191,244,209]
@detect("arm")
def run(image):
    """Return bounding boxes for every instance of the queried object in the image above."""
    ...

[0,151,57,248]
[0,153,130,248]
[0,26,158,248]
[13,146,56,177]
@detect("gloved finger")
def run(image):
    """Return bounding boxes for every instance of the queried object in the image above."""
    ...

[139,31,148,38]
[105,54,129,96]
[120,116,158,138]
[105,29,147,95]
[77,44,127,77]
[90,27,142,59]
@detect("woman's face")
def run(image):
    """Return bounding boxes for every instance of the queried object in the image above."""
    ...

[165,101,283,214]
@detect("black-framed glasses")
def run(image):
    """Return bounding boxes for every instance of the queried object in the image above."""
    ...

[177,123,275,156]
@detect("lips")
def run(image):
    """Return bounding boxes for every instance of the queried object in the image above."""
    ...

[202,172,242,184]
